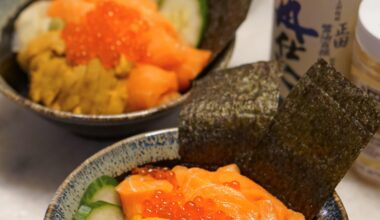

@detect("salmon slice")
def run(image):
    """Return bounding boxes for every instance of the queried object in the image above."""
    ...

[118,164,305,220]
[48,0,95,23]
[48,0,158,24]
[126,64,179,111]
[143,28,184,70]
[212,166,303,220]
[172,166,260,219]
[174,47,212,91]
[144,27,211,91]
[117,175,173,219]
[113,0,159,13]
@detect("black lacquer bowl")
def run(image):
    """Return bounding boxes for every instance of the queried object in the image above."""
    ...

[45,129,348,220]
[0,0,235,138]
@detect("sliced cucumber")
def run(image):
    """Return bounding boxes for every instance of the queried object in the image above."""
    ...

[152,0,164,7]
[80,176,121,206]
[49,18,65,31]
[159,0,208,47]
[73,201,124,220]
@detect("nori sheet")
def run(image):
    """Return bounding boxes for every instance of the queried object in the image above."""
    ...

[178,59,380,219]
[238,59,380,219]
[201,0,252,61]
[179,62,281,166]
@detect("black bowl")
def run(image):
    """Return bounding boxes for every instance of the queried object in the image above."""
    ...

[0,0,235,138]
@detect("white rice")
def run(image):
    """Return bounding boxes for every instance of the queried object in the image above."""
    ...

[12,1,52,52]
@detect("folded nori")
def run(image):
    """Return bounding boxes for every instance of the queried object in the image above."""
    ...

[239,59,380,219]
[201,0,252,61]
[179,62,281,166]
[179,59,380,219]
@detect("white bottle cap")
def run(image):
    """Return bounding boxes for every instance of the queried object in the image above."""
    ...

[356,0,380,61]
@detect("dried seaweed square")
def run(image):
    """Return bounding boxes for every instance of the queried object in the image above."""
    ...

[239,60,380,219]
[179,62,281,166]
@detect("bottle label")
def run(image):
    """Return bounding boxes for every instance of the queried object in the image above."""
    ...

[272,0,361,97]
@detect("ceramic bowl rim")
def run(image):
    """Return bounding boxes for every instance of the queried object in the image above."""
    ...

[44,128,178,220]
[44,128,349,220]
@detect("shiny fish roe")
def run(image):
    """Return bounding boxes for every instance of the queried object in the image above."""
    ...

[132,166,178,188]
[142,191,233,220]
[223,180,241,190]
[134,167,235,220]
[63,1,149,68]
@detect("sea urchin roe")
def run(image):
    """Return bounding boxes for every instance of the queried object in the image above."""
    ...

[62,1,149,68]
[142,191,233,220]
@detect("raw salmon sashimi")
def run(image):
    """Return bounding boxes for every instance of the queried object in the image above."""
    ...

[48,0,157,23]
[144,27,211,90]
[117,174,174,219]
[48,0,95,23]
[117,164,305,220]
[126,64,179,111]
[49,0,171,31]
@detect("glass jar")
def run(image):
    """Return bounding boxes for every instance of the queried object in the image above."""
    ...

[349,0,380,185]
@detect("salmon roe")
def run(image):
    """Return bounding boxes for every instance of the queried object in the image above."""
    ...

[134,167,234,220]
[142,191,233,220]
[223,180,241,190]
[132,166,178,188]
[62,1,149,68]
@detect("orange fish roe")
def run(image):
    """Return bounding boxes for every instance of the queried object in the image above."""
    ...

[142,191,233,220]
[134,167,234,220]
[117,165,306,220]
[62,1,149,68]
[223,180,241,190]
[132,166,178,188]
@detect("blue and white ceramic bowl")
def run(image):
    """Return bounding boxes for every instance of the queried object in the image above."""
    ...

[44,128,349,220]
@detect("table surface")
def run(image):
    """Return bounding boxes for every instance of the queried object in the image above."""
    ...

[0,0,379,219]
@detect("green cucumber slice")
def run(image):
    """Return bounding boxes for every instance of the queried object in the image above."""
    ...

[80,176,120,206]
[73,201,124,220]
[160,0,208,47]
[49,18,65,31]
[154,0,164,7]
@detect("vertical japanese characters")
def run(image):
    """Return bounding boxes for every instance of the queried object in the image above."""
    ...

[272,0,361,97]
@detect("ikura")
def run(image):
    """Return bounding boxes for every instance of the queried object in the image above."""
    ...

[117,165,306,220]
[133,166,234,219]
[62,1,149,68]
[142,191,233,220]
[132,166,178,187]
[223,180,241,190]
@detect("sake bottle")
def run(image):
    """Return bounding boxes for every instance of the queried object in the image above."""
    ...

[271,0,361,97]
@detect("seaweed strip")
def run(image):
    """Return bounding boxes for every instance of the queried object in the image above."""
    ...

[239,59,380,219]
[194,0,253,79]
[179,62,281,166]
[201,0,252,61]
